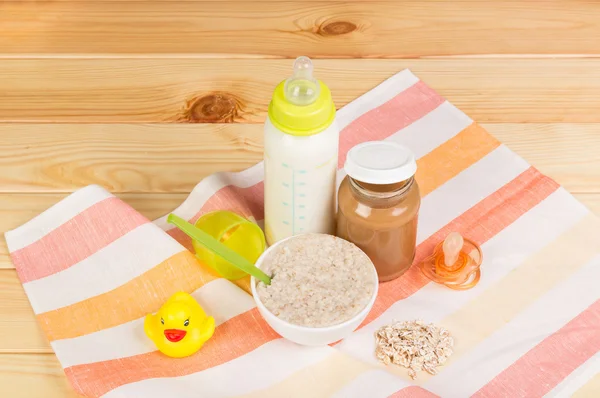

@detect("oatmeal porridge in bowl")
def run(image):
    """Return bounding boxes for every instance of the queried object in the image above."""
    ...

[251,233,378,346]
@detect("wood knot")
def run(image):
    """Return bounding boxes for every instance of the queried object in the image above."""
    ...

[318,21,357,37]
[184,93,241,123]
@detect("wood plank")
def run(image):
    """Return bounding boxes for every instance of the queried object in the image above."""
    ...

[0,123,599,195]
[0,270,52,353]
[0,354,81,397]
[486,123,600,193]
[0,124,263,192]
[2,194,600,352]
[0,193,188,268]
[1,59,600,123]
[0,124,262,193]
[1,1,599,57]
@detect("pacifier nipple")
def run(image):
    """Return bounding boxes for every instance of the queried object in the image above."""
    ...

[418,232,483,290]
[284,56,321,106]
[442,232,464,270]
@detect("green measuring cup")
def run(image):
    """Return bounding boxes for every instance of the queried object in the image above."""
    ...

[167,213,271,285]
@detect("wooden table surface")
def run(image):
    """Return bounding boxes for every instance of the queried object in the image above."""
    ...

[2,1,600,397]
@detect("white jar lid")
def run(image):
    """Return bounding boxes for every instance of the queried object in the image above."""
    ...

[344,141,417,184]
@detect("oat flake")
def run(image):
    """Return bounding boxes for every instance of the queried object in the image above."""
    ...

[375,320,454,379]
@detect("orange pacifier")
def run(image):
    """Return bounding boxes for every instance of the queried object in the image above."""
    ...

[418,232,483,290]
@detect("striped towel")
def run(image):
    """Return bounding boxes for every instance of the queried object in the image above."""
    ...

[6,69,600,398]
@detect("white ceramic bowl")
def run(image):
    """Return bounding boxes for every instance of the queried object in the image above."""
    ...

[250,234,379,346]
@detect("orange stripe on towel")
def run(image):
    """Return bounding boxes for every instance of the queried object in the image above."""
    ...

[416,122,499,196]
[37,250,218,341]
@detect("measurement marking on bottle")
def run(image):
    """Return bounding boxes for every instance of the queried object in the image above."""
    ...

[299,205,305,209]
[282,182,289,188]
[283,202,288,206]
[299,194,306,198]
[298,182,306,186]
[298,170,307,174]
[283,221,290,225]
[282,163,290,168]
[299,216,305,220]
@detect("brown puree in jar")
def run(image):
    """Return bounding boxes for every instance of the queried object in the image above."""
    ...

[336,141,420,282]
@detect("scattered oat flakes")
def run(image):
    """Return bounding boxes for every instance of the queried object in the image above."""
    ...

[374,320,454,379]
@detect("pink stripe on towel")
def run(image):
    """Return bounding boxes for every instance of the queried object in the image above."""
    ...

[12,197,149,283]
[338,81,445,168]
[474,299,600,398]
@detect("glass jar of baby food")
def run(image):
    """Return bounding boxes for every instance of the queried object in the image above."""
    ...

[337,141,420,282]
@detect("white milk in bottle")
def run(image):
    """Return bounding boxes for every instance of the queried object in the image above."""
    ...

[264,56,339,245]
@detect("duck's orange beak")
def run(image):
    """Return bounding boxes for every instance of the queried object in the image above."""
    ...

[164,329,187,342]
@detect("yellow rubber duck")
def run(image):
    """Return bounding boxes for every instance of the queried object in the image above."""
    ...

[144,291,215,358]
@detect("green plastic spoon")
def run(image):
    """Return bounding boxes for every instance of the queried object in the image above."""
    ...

[167,214,271,285]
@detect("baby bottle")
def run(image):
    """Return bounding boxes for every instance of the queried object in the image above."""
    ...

[264,56,338,245]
